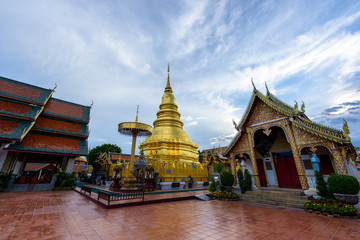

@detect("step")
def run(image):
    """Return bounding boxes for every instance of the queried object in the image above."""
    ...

[245,192,309,201]
[240,197,305,209]
[240,194,308,205]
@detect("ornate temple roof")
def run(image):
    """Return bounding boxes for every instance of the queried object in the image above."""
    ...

[0,76,53,105]
[0,76,90,156]
[224,83,350,155]
[43,98,90,123]
[6,132,88,156]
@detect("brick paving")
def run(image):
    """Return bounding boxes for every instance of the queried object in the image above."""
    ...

[1,191,360,240]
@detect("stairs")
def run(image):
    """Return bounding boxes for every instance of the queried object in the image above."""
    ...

[239,187,310,209]
[7,183,54,192]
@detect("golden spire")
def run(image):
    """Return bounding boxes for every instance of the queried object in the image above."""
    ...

[165,64,172,93]
[135,105,139,122]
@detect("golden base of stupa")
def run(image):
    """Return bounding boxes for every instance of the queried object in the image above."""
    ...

[122,174,138,190]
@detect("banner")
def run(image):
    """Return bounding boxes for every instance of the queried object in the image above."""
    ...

[192,163,196,169]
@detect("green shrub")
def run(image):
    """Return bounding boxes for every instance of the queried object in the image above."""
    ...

[55,172,76,189]
[220,171,234,186]
[315,171,333,199]
[304,199,357,216]
[208,178,216,192]
[244,169,252,191]
[327,174,360,195]
[212,191,239,200]
[0,171,13,190]
[237,169,246,193]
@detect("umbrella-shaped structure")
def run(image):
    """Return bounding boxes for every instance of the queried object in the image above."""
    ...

[118,106,152,189]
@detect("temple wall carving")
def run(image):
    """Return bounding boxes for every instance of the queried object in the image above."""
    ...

[246,100,285,126]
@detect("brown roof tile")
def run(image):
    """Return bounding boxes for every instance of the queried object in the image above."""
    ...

[0,99,32,116]
[34,117,82,134]
[0,80,42,100]
[0,119,20,135]
[21,133,80,151]
[44,99,83,119]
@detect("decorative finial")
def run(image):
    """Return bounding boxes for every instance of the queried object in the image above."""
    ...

[53,83,57,91]
[135,105,139,122]
[89,100,94,109]
[293,100,299,114]
[265,82,270,95]
[165,64,172,93]
[342,119,351,141]
[251,77,257,91]
[232,119,239,131]
[301,101,305,113]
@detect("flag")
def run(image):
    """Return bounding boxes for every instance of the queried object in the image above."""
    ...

[192,163,196,169]
[164,162,166,168]
[173,162,176,168]
[207,165,210,171]
[122,163,125,168]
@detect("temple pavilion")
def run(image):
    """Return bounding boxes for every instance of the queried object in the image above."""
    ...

[139,67,208,182]
[0,76,90,189]
[224,83,358,191]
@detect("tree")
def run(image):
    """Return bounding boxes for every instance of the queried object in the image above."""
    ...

[197,150,204,163]
[87,143,121,165]
[214,161,225,174]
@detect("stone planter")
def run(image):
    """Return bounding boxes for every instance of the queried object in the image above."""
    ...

[333,193,359,205]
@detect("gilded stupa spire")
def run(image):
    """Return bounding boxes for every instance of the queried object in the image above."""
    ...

[165,64,172,94]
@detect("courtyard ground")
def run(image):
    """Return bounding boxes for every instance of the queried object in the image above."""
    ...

[0,190,360,240]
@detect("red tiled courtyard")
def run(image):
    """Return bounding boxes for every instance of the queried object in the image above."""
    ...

[1,190,360,240]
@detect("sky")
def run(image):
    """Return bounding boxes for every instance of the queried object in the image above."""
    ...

[0,0,360,154]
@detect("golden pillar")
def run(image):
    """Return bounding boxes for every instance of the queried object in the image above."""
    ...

[230,153,236,186]
[332,147,348,175]
[284,124,309,190]
[246,130,261,188]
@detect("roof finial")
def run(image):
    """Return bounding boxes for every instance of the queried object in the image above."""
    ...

[342,119,351,141]
[135,105,139,122]
[89,100,94,109]
[293,100,299,115]
[301,101,305,113]
[265,81,270,95]
[251,77,257,91]
[165,64,173,93]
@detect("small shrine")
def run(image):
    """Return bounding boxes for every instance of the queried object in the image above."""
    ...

[224,82,358,191]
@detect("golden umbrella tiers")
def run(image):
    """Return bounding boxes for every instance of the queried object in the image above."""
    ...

[118,122,152,136]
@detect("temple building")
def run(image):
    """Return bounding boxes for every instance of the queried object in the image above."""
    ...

[0,76,90,190]
[224,83,358,191]
[139,68,208,182]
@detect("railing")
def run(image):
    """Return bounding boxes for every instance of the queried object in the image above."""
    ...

[110,189,144,202]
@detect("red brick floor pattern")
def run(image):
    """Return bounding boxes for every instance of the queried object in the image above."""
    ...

[1,191,360,240]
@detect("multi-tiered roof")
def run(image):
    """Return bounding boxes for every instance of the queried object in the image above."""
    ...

[0,76,90,156]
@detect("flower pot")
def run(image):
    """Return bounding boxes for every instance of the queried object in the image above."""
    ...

[333,193,359,205]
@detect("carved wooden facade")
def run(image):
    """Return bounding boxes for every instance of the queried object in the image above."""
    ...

[224,87,356,190]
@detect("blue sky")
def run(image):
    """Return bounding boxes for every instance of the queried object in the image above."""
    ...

[0,0,360,154]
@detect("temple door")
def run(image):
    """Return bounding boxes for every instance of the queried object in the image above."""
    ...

[318,155,335,175]
[275,156,301,188]
[256,159,267,187]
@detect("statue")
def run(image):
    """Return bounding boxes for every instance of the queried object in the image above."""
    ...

[342,119,351,141]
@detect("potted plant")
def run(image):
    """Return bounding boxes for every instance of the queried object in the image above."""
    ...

[327,174,360,205]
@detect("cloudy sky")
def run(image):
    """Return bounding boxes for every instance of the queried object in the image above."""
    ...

[1,0,360,154]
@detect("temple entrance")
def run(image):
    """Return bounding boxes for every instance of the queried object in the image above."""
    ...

[254,126,302,189]
[256,159,267,187]
[275,153,301,188]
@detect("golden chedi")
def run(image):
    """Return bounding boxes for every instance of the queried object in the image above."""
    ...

[139,67,208,182]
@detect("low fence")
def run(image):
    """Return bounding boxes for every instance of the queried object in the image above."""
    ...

[77,183,144,206]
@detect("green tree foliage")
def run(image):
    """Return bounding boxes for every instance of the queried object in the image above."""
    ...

[244,169,252,191]
[214,161,225,174]
[197,150,204,163]
[237,169,246,193]
[315,170,332,199]
[221,171,234,186]
[328,174,360,195]
[88,143,122,165]
[208,178,216,192]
